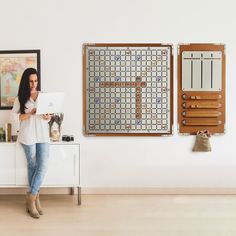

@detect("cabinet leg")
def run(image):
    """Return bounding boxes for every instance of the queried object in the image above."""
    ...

[78,187,81,205]
[70,187,75,195]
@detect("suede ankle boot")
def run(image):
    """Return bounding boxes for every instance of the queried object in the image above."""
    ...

[36,193,43,215]
[26,193,40,219]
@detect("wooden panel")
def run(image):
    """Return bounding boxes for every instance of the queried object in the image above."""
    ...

[182,93,222,100]
[182,110,221,118]
[182,101,221,109]
[182,118,221,126]
[178,44,225,135]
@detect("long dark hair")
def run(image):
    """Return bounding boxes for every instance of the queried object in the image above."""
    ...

[18,68,39,114]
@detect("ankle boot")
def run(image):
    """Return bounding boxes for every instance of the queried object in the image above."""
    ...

[26,193,40,219]
[36,193,43,215]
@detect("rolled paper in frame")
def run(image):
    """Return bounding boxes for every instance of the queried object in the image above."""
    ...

[5,123,12,142]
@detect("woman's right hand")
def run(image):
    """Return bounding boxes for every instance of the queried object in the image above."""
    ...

[19,108,36,121]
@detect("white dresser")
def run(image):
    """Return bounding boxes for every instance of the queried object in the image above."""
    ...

[0,142,81,205]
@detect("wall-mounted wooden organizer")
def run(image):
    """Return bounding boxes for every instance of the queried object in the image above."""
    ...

[178,44,226,135]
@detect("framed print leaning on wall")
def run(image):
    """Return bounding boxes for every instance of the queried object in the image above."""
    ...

[0,50,40,109]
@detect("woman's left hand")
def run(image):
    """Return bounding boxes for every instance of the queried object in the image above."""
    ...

[40,114,51,120]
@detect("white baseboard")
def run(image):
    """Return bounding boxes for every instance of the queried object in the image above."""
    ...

[2,187,236,195]
[0,187,74,195]
[81,187,236,195]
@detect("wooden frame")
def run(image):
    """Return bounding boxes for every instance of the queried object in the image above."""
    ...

[83,43,173,136]
[0,50,40,110]
[178,44,225,135]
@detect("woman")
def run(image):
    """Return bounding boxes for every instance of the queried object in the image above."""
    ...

[11,68,51,219]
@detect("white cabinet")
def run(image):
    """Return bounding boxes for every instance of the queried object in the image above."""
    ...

[44,144,79,186]
[0,143,15,185]
[15,143,80,187]
[0,142,80,204]
[15,144,26,185]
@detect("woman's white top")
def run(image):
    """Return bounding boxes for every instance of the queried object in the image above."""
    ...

[11,96,50,145]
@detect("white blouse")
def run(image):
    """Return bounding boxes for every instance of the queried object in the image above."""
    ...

[11,96,50,145]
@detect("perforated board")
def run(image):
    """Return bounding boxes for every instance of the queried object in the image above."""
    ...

[83,44,173,136]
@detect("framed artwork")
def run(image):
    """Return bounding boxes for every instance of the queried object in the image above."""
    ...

[0,50,40,109]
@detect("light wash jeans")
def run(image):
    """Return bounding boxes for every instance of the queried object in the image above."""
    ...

[21,143,50,195]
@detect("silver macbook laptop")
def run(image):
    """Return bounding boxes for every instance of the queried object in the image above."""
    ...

[36,92,65,115]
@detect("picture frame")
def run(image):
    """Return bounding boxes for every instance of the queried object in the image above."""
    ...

[0,50,40,109]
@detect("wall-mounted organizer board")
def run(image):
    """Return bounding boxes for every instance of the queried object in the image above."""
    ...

[83,44,173,136]
[178,44,226,135]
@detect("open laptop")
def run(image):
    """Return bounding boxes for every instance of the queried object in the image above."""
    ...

[36,92,65,115]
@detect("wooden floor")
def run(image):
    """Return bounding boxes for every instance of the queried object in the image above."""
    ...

[1,194,236,236]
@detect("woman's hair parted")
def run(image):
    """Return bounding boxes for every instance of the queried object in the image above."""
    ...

[18,68,39,114]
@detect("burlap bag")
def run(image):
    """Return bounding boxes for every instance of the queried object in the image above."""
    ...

[192,130,211,152]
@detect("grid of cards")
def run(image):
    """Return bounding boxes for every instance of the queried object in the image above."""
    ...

[85,46,172,134]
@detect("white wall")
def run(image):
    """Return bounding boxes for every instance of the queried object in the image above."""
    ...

[1,0,236,191]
